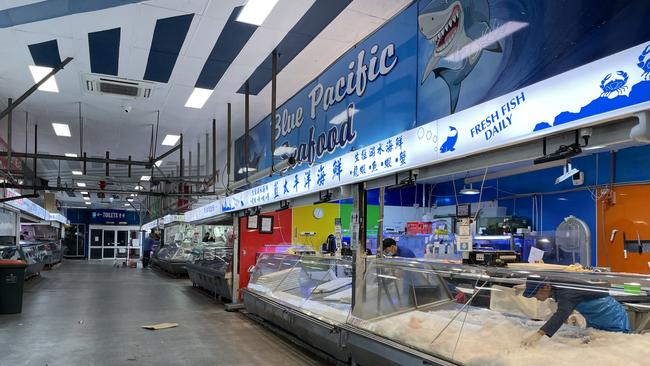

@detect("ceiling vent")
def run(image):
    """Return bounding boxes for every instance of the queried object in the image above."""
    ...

[83,74,153,99]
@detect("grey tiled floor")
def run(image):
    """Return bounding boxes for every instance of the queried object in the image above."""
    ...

[0,260,329,366]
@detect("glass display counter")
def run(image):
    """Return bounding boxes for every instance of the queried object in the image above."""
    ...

[185,245,234,300]
[348,258,650,366]
[244,253,354,362]
[245,254,650,365]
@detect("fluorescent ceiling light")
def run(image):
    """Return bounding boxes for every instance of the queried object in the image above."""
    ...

[65,153,77,158]
[155,160,163,167]
[85,202,91,205]
[140,175,151,181]
[236,0,279,26]
[77,182,86,187]
[28,65,59,92]
[124,203,130,207]
[80,191,88,195]
[130,193,137,197]
[72,170,83,176]
[134,185,144,191]
[184,88,213,109]
[127,198,133,202]
[83,196,90,200]
[52,123,71,137]
[161,134,181,146]
[459,184,480,195]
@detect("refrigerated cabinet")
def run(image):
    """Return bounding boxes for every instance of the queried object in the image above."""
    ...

[185,245,234,300]
[244,255,650,366]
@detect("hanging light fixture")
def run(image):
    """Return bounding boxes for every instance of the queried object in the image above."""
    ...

[460,183,480,195]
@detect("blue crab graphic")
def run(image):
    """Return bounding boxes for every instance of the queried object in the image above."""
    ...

[600,71,628,97]
[638,44,650,80]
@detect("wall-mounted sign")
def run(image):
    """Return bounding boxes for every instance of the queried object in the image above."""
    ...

[247,215,258,230]
[259,216,274,234]
[3,188,48,220]
[89,209,137,225]
[186,38,650,223]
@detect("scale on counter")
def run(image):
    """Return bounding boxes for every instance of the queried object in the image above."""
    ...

[555,215,591,266]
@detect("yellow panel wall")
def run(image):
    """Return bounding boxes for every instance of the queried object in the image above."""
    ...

[292,203,340,250]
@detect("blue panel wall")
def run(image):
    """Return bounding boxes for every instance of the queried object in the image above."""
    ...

[143,14,193,83]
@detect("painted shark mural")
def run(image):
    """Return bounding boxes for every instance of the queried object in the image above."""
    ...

[419,0,502,114]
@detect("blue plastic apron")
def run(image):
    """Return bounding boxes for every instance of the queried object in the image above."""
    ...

[575,296,631,333]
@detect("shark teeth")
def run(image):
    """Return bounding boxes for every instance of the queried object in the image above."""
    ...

[434,5,461,51]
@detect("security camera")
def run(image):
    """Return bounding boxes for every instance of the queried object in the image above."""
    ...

[122,105,132,113]
[579,128,592,146]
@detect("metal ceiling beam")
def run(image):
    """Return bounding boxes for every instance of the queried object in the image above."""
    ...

[0,57,73,121]
[0,193,39,203]
[0,151,150,166]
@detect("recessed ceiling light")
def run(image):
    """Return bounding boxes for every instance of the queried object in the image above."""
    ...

[80,191,88,195]
[130,193,137,197]
[52,123,71,137]
[161,134,181,146]
[83,196,90,200]
[28,65,59,92]
[85,202,91,205]
[140,176,151,182]
[124,203,130,207]
[155,160,163,167]
[72,170,83,176]
[65,153,78,158]
[134,185,144,191]
[127,198,134,202]
[184,88,213,109]
[77,182,86,187]
[236,0,279,26]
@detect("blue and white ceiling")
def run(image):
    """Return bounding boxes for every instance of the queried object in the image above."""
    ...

[0,0,410,201]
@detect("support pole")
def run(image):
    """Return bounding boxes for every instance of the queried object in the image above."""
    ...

[83,153,87,175]
[180,134,184,178]
[33,124,37,191]
[128,156,132,178]
[271,50,277,173]
[227,103,232,185]
[197,141,200,181]
[79,102,83,157]
[7,98,12,171]
[212,118,217,187]
[378,186,385,257]
[189,151,192,178]
[205,132,209,177]
[105,151,110,176]
[245,82,250,181]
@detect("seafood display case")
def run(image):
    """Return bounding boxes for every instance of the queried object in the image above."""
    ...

[21,224,63,267]
[244,254,650,366]
[346,258,650,366]
[185,245,234,300]
[0,241,47,279]
[243,253,354,363]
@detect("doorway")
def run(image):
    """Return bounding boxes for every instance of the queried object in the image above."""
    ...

[89,225,140,260]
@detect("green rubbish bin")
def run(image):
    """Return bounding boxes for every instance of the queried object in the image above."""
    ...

[0,259,27,314]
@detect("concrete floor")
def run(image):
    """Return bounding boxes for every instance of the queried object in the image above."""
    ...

[0,261,330,366]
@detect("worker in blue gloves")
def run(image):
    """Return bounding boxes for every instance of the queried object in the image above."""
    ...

[520,277,630,347]
[382,238,416,258]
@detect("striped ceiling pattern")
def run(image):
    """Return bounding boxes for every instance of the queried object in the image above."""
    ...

[23,0,354,98]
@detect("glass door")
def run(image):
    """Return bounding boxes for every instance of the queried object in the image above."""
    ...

[103,230,115,258]
[116,230,128,259]
[90,229,103,259]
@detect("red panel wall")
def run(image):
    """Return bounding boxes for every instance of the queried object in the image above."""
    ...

[238,209,293,296]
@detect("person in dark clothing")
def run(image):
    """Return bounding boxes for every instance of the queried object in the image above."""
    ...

[202,232,210,242]
[520,277,630,347]
[382,237,416,258]
[142,230,157,268]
